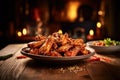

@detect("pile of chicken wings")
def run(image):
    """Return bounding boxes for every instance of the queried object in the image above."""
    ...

[27,32,90,57]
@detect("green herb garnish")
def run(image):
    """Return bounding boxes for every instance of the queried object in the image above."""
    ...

[103,38,120,46]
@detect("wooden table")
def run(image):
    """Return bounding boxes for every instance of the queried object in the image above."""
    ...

[0,44,120,80]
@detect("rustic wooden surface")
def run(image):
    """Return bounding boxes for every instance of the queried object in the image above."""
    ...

[0,44,120,80]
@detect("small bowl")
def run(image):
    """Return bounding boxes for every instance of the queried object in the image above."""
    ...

[86,40,120,53]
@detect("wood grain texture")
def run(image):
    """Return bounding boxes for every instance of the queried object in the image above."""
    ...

[86,61,115,80]
[0,44,28,80]
[0,44,120,80]
[19,60,91,80]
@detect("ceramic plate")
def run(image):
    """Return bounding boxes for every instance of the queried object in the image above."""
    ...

[21,47,95,63]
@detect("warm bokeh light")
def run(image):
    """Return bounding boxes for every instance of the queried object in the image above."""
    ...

[22,28,27,35]
[67,1,80,22]
[98,10,103,15]
[98,10,105,16]
[58,29,62,34]
[89,29,94,36]
[17,31,22,37]
[97,22,102,28]
[33,8,40,21]
[36,18,40,22]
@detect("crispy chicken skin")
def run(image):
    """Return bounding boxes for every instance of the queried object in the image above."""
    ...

[72,39,84,46]
[64,46,81,56]
[79,48,90,55]
[60,33,69,45]
[39,35,54,55]
[49,51,62,57]
[35,34,46,41]
[27,32,90,56]
[28,40,45,48]
[57,44,73,52]
[30,48,39,55]
[52,32,70,45]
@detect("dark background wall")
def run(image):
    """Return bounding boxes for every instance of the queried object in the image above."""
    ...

[0,0,120,49]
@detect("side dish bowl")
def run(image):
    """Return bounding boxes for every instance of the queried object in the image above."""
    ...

[86,40,120,53]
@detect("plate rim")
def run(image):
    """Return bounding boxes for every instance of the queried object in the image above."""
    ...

[21,47,95,61]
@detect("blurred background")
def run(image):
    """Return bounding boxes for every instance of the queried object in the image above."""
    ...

[0,0,120,49]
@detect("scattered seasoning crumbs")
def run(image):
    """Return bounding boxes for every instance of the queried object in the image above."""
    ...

[58,65,86,73]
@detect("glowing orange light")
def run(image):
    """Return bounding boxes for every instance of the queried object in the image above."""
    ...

[98,10,105,16]
[87,29,94,40]
[22,28,27,35]
[97,22,101,28]
[58,29,62,34]
[67,1,80,21]
[98,11,103,15]
[36,18,40,22]
[17,31,22,37]
[89,29,94,36]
